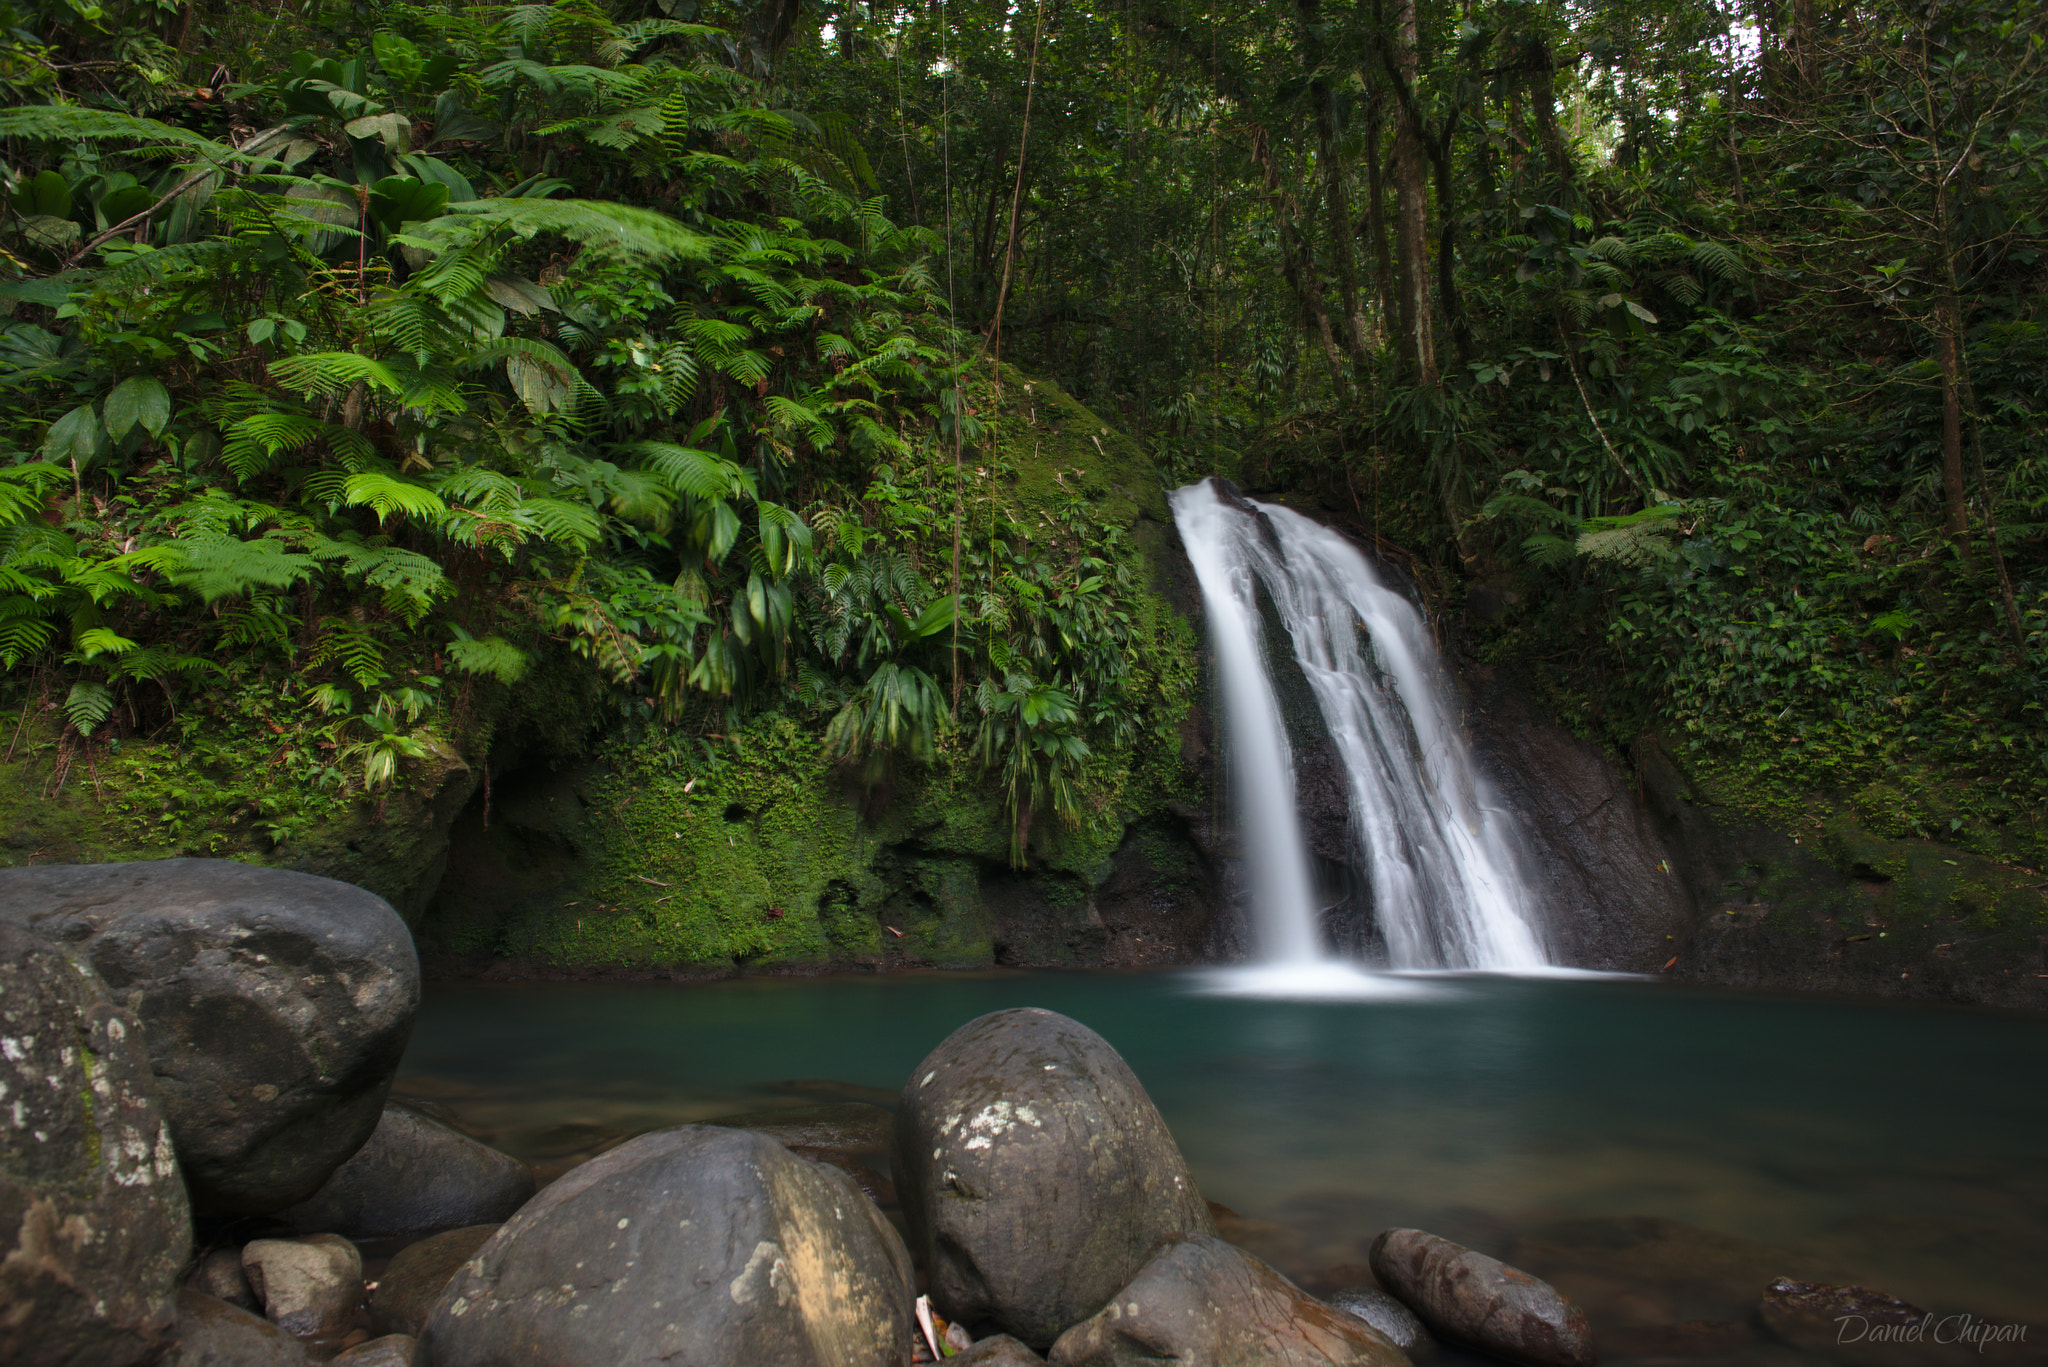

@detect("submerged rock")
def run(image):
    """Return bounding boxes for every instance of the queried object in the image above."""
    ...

[1369,1228,1593,1367]
[161,1288,311,1366]
[280,1102,533,1239]
[420,1126,913,1367]
[1760,1278,1933,1362]
[241,1234,363,1340]
[1327,1287,1434,1354]
[370,1225,499,1337]
[894,1008,1216,1347]
[1049,1235,1410,1367]
[707,1101,894,1152]
[0,919,190,1367]
[0,860,419,1214]
[331,1333,420,1366]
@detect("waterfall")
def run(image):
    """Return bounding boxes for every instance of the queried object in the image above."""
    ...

[1171,479,1549,980]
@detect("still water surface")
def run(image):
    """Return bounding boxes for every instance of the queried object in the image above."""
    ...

[395,971,2048,1353]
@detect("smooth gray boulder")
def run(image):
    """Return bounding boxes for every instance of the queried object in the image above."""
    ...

[0,919,190,1367]
[162,1288,311,1366]
[242,1233,362,1340]
[1328,1287,1434,1354]
[280,1102,532,1239]
[893,1008,1216,1348]
[420,1126,913,1367]
[370,1225,498,1337]
[1370,1228,1593,1367]
[0,859,419,1214]
[1050,1235,1411,1367]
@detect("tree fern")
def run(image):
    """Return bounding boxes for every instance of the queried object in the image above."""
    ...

[341,471,448,523]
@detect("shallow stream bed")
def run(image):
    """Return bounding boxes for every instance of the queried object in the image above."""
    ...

[394,971,2048,1361]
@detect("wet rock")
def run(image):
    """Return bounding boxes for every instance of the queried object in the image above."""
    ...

[954,1335,1051,1365]
[162,1288,311,1366]
[420,1126,913,1367]
[369,1225,498,1337]
[1328,1287,1434,1354]
[279,1102,533,1240]
[1507,1214,1850,1348]
[332,1333,419,1367]
[708,1101,894,1151]
[241,1234,363,1339]
[0,919,190,1367]
[1370,1228,1593,1367]
[791,1145,896,1205]
[0,860,419,1214]
[894,1008,1216,1348]
[191,1247,259,1312]
[1759,1278,1947,1363]
[1049,1234,1410,1367]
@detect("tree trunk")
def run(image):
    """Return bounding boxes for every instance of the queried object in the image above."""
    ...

[1936,289,1968,541]
[1363,85,1394,345]
[1391,0,1436,385]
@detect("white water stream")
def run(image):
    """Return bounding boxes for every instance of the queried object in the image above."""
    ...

[1171,479,1549,990]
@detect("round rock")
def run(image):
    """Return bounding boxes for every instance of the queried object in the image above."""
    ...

[332,1333,420,1366]
[0,859,419,1215]
[161,1288,311,1366]
[370,1225,500,1337]
[280,1102,533,1239]
[0,919,190,1367]
[1328,1287,1434,1354]
[420,1126,913,1367]
[1370,1228,1593,1367]
[1049,1235,1411,1367]
[242,1233,363,1340]
[191,1246,259,1312]
[893,1008,1216,1348]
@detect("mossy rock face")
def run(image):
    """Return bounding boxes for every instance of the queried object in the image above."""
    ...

[1636,736,2048,1010]
[0,722,476,924]
[414,370,1218,976]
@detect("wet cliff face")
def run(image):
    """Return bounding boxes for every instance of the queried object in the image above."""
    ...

[1462,674,1693,971]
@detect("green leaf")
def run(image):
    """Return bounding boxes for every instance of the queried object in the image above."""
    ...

[372,31,425,89]
[368,175,449,232]
[104,375,172,440]
[345,112,412,154]
[11,169,71,218]
[64,681,114,737]
[41,404,108,468]
[1625,300,1659,324]
[446,634,529,683]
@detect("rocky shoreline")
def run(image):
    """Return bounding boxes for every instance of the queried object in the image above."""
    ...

[3,859,2033,1366]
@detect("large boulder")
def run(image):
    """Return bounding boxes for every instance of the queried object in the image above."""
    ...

[1370,1229,1593,1367]
[1049,1235,1411,1367]
[0,860,420,1214]
[893,1008,1216,1348]
[420,1126,913,1367]
[280,1103,532,1239]
[370,1225,499,1337]
[161,1288,311,1366]
[0,919,190,1367]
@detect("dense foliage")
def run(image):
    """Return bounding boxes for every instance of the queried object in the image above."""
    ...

[0,0,1167,863]
[777,0,2045,857]
[3,0,2043,866]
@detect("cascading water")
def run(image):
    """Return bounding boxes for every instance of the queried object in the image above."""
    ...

[1171,478,1549,985]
